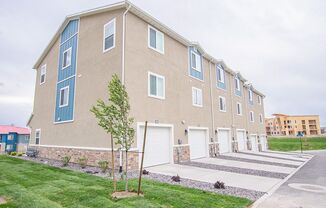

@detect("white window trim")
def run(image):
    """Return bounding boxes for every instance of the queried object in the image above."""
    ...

[103,18,116,53]
[59,86,69,107]
[40,64,46,85]
[35,129,41,145]
[148,25,164,54]
[217,65,225,83]
[236,102,242,115]
[258,95,262,105]
[62,47,72,69]
[250,111,255,122]
[249,89,253,102]
[192,87,203,107]
[191,51,202,72]
[235,77,240,91]
[219,96,226,112]
[148,71,165,100]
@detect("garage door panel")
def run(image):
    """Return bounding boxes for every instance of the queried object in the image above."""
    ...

[260,136,267,151]
[139,126,171,167]
[237,131,246,151]
[250,135,258,152]
[189,129,207,159]
[219,130,230,154]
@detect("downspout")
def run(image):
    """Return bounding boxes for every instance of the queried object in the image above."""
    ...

[119,3,131,172]
[208,60,215,156]
[230,74,235,151]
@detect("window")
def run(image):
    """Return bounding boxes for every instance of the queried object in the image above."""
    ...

[235,77,240,91]
[249,111,254,122]
[35,129,41,145]
[62,47,72,69]
[217,64,225,83]
[219,96,226,112]
[192,87,203,107]
[236,102,242,115]
[103,19,115,52]
[249,89,253,102]
[59,86,69,107]
[148,25,164,53]
[258,95,262,105]
[6,145,13,150]
[148,72,165,99]
[191,51,201,72]
[259,114,263,123]
[7,135,13,140]
[40,64,46,84]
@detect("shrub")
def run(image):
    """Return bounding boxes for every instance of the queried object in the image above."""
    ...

[78,157,88,169]
[98,160,109,173]
[214,180,225,189]
[62,156,71,167]
[10,152,17,156]
[142,169,149,175]
[17,153,23,157]
[171,175,181,182]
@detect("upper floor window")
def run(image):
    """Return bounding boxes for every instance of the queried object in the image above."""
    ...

[103,19,116,52]
[59,86,69,107]
[236,102,242,115]
[235,77,240,91]
[249,111,254,122]
[249,89,253,103]
[62,47,72,69]
[258,95,262,105]
[40,64,46,84]
[191,51,201,72]
[219,96,226,112]
[217,64,225,83]
[148,25,164,54]
[259,114,263,123]
[148,72,165,99]
[7,135,14,140]
[35,129,41,145]
[192,87,203,107]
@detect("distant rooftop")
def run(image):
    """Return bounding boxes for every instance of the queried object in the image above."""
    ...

[272,114,319,118]
[0,125,30,135]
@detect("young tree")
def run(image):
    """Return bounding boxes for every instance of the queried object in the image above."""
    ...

[91,74,135,192]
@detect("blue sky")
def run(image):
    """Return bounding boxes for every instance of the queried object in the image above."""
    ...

[0,0,325,126]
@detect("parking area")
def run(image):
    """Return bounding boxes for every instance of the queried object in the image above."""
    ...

[147,151,312,193]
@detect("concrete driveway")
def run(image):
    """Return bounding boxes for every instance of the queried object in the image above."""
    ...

[147,151,312,193]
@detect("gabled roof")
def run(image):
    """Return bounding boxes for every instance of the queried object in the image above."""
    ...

[0,125,30,135]
[32,0,265,97]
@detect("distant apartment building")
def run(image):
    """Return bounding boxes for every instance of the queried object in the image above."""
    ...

[0,125,30,153]
[265,114,321,136]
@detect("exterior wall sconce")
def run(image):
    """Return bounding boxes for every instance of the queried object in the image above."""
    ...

[184,129,188,135]
[215,130,218,135]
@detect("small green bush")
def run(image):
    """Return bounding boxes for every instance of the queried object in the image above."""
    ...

[10,152,17,156]
[62,156,71,167]
[98,160,108,173]
[17,153,23,157]
[78,157,88,169]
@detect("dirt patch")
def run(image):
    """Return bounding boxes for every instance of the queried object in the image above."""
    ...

[111,191,143,199]
[0,196,7,205]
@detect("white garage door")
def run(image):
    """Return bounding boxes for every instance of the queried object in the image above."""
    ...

[260,135,267,151]
[218,129,230,154]
[189,129,207,159]
[250,135,258,152]
[138,125,171,167]
[237,130,246,151]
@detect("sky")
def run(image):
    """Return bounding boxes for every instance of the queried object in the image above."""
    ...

[0,0,325,127]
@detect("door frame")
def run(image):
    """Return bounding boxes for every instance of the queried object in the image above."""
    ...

[217,127,232,154]
[236,129,246,151]
[137,122,174,167]
[187,126,209,159]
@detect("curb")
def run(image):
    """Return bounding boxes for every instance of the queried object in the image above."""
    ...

[249,153,314,208]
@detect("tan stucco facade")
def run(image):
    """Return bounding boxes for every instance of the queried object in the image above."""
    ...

[28,4,266,168]
[266,114,321,136]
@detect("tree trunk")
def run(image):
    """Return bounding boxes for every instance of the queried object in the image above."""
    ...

[125,150,128,191]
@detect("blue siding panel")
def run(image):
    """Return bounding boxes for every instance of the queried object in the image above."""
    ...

[188,47,203,80]
[54,19,79,123]
[55,77,75,122]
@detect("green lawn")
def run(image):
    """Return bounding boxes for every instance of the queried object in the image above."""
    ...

[268,137,326,152]
[0,155,251,208]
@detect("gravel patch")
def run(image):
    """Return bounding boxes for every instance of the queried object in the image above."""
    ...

[238,152,305,162]
[181,161,288,179]
[17,156,264,200]
[217,155,299,168]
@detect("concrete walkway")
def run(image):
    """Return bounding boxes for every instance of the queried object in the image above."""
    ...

[194,157,295,174]
[241,150,309,161]
[256,150,326,208]
[147,163,281,192]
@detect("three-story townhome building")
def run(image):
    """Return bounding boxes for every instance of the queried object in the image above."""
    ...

[27,1,266,169]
